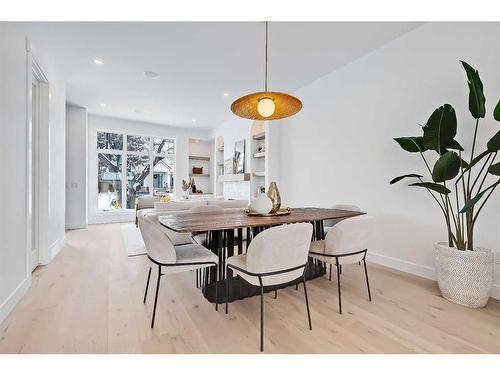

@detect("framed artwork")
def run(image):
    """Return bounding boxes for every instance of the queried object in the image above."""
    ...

[234,139,245,173]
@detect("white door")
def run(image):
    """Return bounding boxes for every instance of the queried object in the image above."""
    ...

[30,75,40,271]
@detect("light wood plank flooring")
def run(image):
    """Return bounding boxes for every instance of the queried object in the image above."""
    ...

[1,223,499,353]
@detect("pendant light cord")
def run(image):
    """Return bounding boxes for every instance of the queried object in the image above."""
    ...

[264,21,268,92]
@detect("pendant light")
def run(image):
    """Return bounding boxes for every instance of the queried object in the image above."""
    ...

[231,22,302,121]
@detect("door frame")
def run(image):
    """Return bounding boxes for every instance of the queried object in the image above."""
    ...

[25,38,50,275]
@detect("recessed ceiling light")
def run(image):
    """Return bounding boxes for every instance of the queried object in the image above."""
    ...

[100,103,106,108]
[94,59,104,65]
[223,92,229,97]
[192,119,196,123]
[144,71,160,79]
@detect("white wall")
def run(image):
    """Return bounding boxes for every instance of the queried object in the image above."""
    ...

[0,23,66,323]
[87,115,210,223]
[275,22,500,298]
[66,105,88,229]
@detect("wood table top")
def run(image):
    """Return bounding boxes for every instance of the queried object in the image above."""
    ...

[158,207,365,232]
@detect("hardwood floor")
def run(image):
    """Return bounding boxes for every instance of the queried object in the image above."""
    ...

[1,223,499,354]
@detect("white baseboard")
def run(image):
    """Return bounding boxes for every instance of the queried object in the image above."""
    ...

[367,251,499,301]
[0,276,31,324]
[367,251,437,280]
[49,235,65,262]
[65,222,87,230]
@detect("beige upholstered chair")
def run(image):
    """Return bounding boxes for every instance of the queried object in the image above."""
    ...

[138,213,218,328]
[324,204,361,233]
[309,215,374,314]
[135,196,161,226]
[225,223,313,352]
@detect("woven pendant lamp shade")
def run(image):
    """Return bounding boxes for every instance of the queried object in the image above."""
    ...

[231,91,302,120]
[231,22,302,121]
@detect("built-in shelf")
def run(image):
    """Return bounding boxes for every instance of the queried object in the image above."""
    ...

[189,155,210,161]
[253,171,265,177]
[217,146,224,152]
[190,174,210,177]
[253,152,266,158]
[218,173,251,182]
[253,131,266,140]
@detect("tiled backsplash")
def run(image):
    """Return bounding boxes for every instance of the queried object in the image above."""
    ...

[223,181,250,200]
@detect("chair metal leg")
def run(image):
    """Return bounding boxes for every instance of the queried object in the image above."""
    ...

[336,263,342,314]
[151,265,162,328]
[363,259,372,302]
[295,283,298,291]
[143,266,152,303]
[238,274,242,297]
[274,289,278,299]
[302,275,312,330]
[329,264,332,281]
[339,264,342,274]
[260,285,265,352]
[225,267,230,314]
[214,265,218,311]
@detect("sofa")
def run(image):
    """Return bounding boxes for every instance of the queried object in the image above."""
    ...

[136,196,249,246]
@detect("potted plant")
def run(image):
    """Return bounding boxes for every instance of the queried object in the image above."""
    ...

[391,61,500,308]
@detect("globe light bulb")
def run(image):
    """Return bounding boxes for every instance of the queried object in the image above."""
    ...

[257,97,275,118]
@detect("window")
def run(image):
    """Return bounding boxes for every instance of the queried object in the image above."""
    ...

[98,153,122,209]
[96,131,175,211]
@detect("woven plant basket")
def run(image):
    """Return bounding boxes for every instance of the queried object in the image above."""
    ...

[435,242,494,308]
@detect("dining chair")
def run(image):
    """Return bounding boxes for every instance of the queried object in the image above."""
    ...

[324,204,361,233]
[309,215,373,314]
[225,223,314,352]
[138,213,219,328]
[321,204,363,277]
[187,205,227,289]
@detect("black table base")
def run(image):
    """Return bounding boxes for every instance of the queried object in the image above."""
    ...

[199,220,327,303]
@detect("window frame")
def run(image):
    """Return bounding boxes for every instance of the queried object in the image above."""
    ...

[93,128,176,213]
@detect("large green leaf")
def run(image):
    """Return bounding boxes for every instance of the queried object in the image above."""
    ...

[432,151,461,182]
[460,179,500,213]
[487,130,500,152]
[445,139,464,151]
[459,191,486,213]
[494,100,500,121]
[390,174,423,184]
[394,137,426,152]
[461,61,486,119]
[489,162,500,176]
[409,182,451,195]
[436,139,464,155]
[422,104,457,153]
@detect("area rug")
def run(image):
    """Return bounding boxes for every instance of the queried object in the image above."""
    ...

[121,223,146,257]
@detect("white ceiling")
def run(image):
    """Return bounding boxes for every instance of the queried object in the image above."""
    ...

[28,22,423,129]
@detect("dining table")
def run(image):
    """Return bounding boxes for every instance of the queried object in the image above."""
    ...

[159,207,365,303]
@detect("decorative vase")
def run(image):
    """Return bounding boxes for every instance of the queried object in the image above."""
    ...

[434,242,494,308]
[250,194,272,214]
[267,181,281,213]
